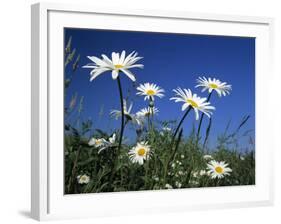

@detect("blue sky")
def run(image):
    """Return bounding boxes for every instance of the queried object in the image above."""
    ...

[64,28,255,150]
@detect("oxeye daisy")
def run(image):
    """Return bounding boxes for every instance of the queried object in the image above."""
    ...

[196,76,232,97]
[207,160,232,179]
[110,99,133,120]
[110,99,143,126]
[199,170,208,176]
[195,77,231,140]
[162,127,171,132]
[160,126,172,136]
[83,51,143,174]
[136,83,165,101]
[170,88,215,120]
[83,50,143,82]
[136,107,159,117]
[129,142,152,165]
[203,154,213,160]
[97,133,117,154]
[77,174,90,184]
[88,137,107,148]
[165,184,173,189]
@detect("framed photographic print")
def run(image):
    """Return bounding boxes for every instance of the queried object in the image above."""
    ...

[31,2,274,221]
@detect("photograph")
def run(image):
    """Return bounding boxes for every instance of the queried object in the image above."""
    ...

[64,28,255,194]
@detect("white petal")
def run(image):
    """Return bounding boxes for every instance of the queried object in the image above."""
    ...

[90,68,108,81]
[82,63,97,68]
[87,56,107,67]
[181,103,189,111]
[98,147,107,154]
[126,64,144,69]
[101,54,114,67]
[112,52,119,65]
[123,51,135,65]
[119,50,126,64]
[194,108,199,120]
[112,70,119,79]
[120,69,136,82]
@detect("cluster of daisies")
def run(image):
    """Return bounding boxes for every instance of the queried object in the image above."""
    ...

[79,50,233,185]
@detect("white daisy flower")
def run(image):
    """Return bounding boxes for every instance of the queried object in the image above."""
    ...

[88,137,107,148]
[83,50,143,82]
[207,160,232,179]
[175,181,182,188]
[203,154,213,160]
[162,127,171,132]
[129,142,152,165]
[189,180,199,185]
[160,126,171,136]
[178,171,184,175]
[196,76,232,97]
[136,83,165,101]
[199,170,207,176]
[192,171,199,178]
[111,99,133,119]
[77,174,90,184]
[170,88,215,120]
[176,160,182,165]
[165,184,173,189]
[110,99,143,126]
[97,133,117,154]
[153,176,159,182]
[136,107,159,117]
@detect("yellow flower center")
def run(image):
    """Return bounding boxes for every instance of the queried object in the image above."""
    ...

[215,166,223,174]
[209,83,218,89]
[81,176,87,181]
[114,64,124,69]
[146,89,156,96]
[96,140,101,145]
[137,148,146,156]
[186,99,199,108]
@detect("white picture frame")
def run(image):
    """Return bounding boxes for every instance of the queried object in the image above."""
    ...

[31,2,274,221]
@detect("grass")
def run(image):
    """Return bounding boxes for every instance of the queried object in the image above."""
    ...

[64,119,255,194]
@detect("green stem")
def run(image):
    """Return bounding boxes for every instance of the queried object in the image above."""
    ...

[117,76,125,153]
[150,97,154,123]
[109,77,125,187]
[203,117,212,150]
[196,91,213,140]
[148,96,154,131]
[172,106,192,145]
[147,114,150,132]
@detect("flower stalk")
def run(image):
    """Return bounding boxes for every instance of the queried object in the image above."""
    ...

[109,76,125,184]
[148,96,154,130]
[172,106,192,145]
[117,76,125,153]
[196,90,213,140]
